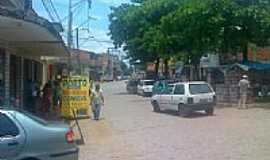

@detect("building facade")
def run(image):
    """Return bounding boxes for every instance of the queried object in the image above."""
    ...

[0,0,68,109]
[56,49,123,81]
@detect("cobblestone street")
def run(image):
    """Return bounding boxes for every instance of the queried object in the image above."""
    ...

[77,81,270,160]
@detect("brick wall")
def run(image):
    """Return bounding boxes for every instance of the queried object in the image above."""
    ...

[215,67,254,105]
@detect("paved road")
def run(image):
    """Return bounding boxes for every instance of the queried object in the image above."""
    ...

[78,81,270,160]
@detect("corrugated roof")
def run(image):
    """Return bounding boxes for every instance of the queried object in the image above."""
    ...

[230,61,270,71]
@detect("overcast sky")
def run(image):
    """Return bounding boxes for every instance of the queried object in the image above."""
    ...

[33,0,129,53]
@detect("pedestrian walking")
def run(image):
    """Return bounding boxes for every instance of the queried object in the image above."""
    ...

[238,75,250,109]
[91,84,104,120]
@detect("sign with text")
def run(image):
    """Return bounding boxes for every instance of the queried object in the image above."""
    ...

[61,76,90,119]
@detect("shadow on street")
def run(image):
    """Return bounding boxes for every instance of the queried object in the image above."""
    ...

[115,92,134,95]
[157,110,212,119]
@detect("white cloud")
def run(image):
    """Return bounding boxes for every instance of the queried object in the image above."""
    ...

[97,0,130,6]
[90,15,104,21]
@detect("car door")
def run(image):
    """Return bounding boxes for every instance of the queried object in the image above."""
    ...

[171,84,185,111]
[158,84,174,110]
[137,81,143,94]
[0,112,25,159]
[159,93,172,110]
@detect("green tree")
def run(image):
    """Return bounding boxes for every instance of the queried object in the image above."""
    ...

[109,0,270,79]
[220,0,270,62]
[109,0,182,78]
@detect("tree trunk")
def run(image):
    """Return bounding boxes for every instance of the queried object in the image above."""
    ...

[194,64,200,81]
[191,57,200,81]
[242,43,248,63]
[155,58,160,80]
[164,59,169,79]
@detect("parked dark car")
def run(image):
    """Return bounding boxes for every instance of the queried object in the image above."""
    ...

[126,80,139,94]
[0,108,79,160]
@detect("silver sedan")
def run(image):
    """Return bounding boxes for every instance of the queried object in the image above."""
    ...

[0,108,79,160]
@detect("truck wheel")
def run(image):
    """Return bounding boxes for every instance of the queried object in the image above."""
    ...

[178,104,190,117]
[205,108,214,116]
[152,101,160,112]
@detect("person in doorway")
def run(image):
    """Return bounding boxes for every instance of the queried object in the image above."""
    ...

[34,83,41,114]
[31,81,40,113]
[91,84,104,120]
[238,75,250,109]
[25,80,34,112]
[53,81,62,116]
[41,82,53,118]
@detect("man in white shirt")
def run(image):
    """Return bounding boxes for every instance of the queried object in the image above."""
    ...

[91,84,104,120]
[238,75,250,109]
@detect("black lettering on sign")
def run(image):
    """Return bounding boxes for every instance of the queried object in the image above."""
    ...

[61,78,88,89]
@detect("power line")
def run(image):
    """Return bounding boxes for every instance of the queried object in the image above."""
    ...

[41,0,62,23]
[88,30,106,47]
[60,0,87,23]
[41,0,56,22]
[48,0,61,22]
[73,0,86,8]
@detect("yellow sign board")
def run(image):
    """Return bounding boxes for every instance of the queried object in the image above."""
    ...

[61,76,90,119]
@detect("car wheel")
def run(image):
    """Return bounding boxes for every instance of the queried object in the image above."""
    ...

[21,158,40,160]
[152,101,160,112]
[178,104,190,117]
[205,108,214,116]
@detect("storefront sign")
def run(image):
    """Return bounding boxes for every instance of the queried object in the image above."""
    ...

[61,76,90,119]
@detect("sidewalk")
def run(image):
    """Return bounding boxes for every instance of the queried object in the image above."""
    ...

[252,102,270,109]
[217,102,270,109]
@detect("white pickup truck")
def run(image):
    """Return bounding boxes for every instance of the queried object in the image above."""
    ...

[151,81,216,117]
[137,80,155,97]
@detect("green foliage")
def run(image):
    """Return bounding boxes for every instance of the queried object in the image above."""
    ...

[109,0,270,65]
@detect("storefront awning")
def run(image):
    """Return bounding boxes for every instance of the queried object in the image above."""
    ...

[0,15,69,58]
[229,61,270,71]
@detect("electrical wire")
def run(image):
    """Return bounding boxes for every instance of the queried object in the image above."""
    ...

[48,0,61,22]
[41,0,56,22]
[73,0,86,9]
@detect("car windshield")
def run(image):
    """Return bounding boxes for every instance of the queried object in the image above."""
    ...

[189,84,213,94]
[144,81,155,85]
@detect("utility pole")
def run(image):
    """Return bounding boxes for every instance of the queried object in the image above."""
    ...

[76,28,79,49]
[75,28,82,74]
[66,0,93,75]
[67,0,73,48]
[67,0,73,74]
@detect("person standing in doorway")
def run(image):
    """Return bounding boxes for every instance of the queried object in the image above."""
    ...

[238,75,250,109]
[41,82,53,118]
[53,81,62,116]
[91,84,104,120]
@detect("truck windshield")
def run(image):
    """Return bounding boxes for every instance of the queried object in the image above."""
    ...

[144,81,155,85]
[129,81,138,85]
[189,84,212,94]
